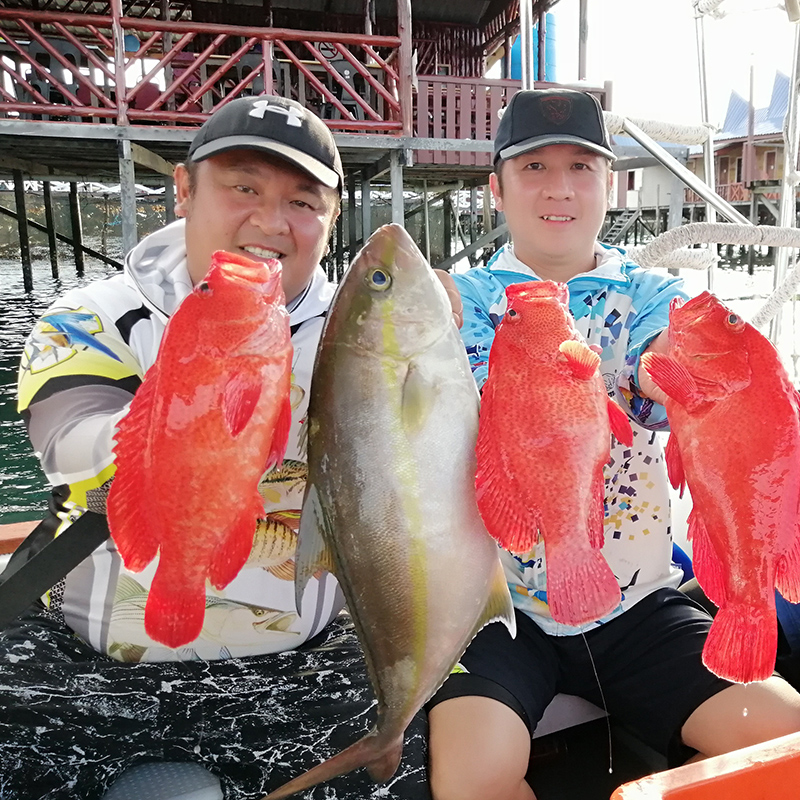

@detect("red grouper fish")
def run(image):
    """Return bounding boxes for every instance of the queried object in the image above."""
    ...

[106,250,293,649]
[476,280,633,626]
[641,291,800,684]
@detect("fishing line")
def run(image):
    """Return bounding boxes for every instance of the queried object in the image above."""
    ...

[580,631,613,775]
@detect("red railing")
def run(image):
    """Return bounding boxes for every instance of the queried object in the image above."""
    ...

[0,5,404,132]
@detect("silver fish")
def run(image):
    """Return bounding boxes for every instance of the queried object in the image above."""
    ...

[263,224,515,799]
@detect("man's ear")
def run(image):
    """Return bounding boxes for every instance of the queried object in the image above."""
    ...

[489,172,504,212]
[174,163,191,219]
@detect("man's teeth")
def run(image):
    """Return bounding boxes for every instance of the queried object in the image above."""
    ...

[243,246,283,259]
[542,216,572,221]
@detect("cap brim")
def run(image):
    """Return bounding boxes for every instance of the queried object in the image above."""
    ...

[190,135,341,189]
[497,134,616,162]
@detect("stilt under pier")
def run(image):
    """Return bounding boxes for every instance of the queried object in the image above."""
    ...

[12,169,32,292]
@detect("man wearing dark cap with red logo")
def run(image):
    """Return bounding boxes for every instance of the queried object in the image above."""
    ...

[428,88,800,800]
[3,96,430,799]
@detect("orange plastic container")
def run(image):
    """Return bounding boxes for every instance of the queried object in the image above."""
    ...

[610,732,800,799]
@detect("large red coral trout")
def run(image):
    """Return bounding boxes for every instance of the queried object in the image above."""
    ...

[107,251,293,649]
[475,280,632,627]
[263,224,515,799]
[642,291,800,684]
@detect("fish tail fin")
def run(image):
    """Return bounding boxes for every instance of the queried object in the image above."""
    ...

[776,529,800,603]
[145,567,206,648]
[263,729,403,800]
[703,604,777,684]
[545,537,620,626]
[208,496,262,589]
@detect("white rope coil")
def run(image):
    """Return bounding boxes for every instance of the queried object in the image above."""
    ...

[603,113,714,146]
[626,246,718,271]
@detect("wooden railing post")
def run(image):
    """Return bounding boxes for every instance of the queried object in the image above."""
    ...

[110,0,129,125]
[396,0,413,136]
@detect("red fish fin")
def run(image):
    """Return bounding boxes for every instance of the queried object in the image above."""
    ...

[588,468,606,550]
[689,510,727,608]
[639,352,701,409]
[222,373,263,438]
[606,398,633,446]
[545,535,620,626]
[264,729,402,800]
[559,340,601,381]
[265,393,292,472]
[208,494,262,589]
[476,432,537,553]
[144,566,206,648]
[703,604,777,684]
[107,376,162,571]
[664,434,686,496]
[776,529,800,603]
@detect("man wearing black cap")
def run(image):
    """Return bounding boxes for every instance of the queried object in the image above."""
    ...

[428,88,800,800]
[3,96,429,799]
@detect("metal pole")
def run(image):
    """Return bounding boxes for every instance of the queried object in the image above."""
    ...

[118,139,138,255]
[110,0,129,126]
[390,150,404,224]
[347,171,357,266]
[771,23,800,344]
[578,0,588,81]
[396,0,414,136]
[42,180,59,279]
[537,9,546,82]
[519,0,534,90]
[68,182,85,276]
[694,10,718,291]
[13,170,32,292]
[361,174,372,241]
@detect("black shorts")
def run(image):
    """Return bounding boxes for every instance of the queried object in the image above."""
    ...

[427,588,732,763]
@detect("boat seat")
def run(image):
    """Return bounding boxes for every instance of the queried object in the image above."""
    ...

[101,762,222,800]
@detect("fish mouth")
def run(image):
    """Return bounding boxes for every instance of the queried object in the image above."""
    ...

[213,251,282,296]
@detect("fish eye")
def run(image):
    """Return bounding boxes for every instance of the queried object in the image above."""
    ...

[197,281,211,294]
[506,308,519,321]
[727,313,739,325]
[366,268,392,291]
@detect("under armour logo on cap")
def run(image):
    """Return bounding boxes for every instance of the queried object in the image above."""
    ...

[249,98,304,127]
[540,96,572,126]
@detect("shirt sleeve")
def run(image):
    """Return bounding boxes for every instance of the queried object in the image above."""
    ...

[17,300,144,510]
[452,272,507,391]
[615,270,689,430]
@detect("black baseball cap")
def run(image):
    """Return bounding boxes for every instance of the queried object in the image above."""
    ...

[188,96,344,190]
[494,88,615,164]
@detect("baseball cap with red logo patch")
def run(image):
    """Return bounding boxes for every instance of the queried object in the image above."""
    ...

[493,88,615,164]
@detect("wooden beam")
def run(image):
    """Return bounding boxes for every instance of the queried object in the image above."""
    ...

[42,181,59,279]
[68,182,85,275]
[396,0,413,137]
[435,223,509,272]
[0,155,69,178]
[130,143,176,177]
[13,170,32,292]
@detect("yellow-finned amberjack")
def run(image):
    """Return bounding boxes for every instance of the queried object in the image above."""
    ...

[263,224,516,799]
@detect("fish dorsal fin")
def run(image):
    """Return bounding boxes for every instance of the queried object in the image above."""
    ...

[401,362,435,433]
[606,398,633,446]
[222,372,263,438]
[295,484,337,615]
[265,393,292,473]
[559,340,601,381]
[107,375,162,572]
[665,434,686,496]
[639,352,702,410]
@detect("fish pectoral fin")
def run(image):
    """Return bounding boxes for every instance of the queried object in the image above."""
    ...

[477,557,517,640]
[639,352,702,409]
[606,397,633,447]
[222,372,263,438]
[688,509,727,608]
[559,340,601,381]
[401,362,436,432]
[295,484,337,615]
[665,434,686,496]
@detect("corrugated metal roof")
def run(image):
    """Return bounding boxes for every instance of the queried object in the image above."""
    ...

[717,71,788,140]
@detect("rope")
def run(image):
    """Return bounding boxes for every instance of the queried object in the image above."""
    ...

[604,113,714,146]
[626,246,718,271]
[635,222,800,327]
[693,0,727,17]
